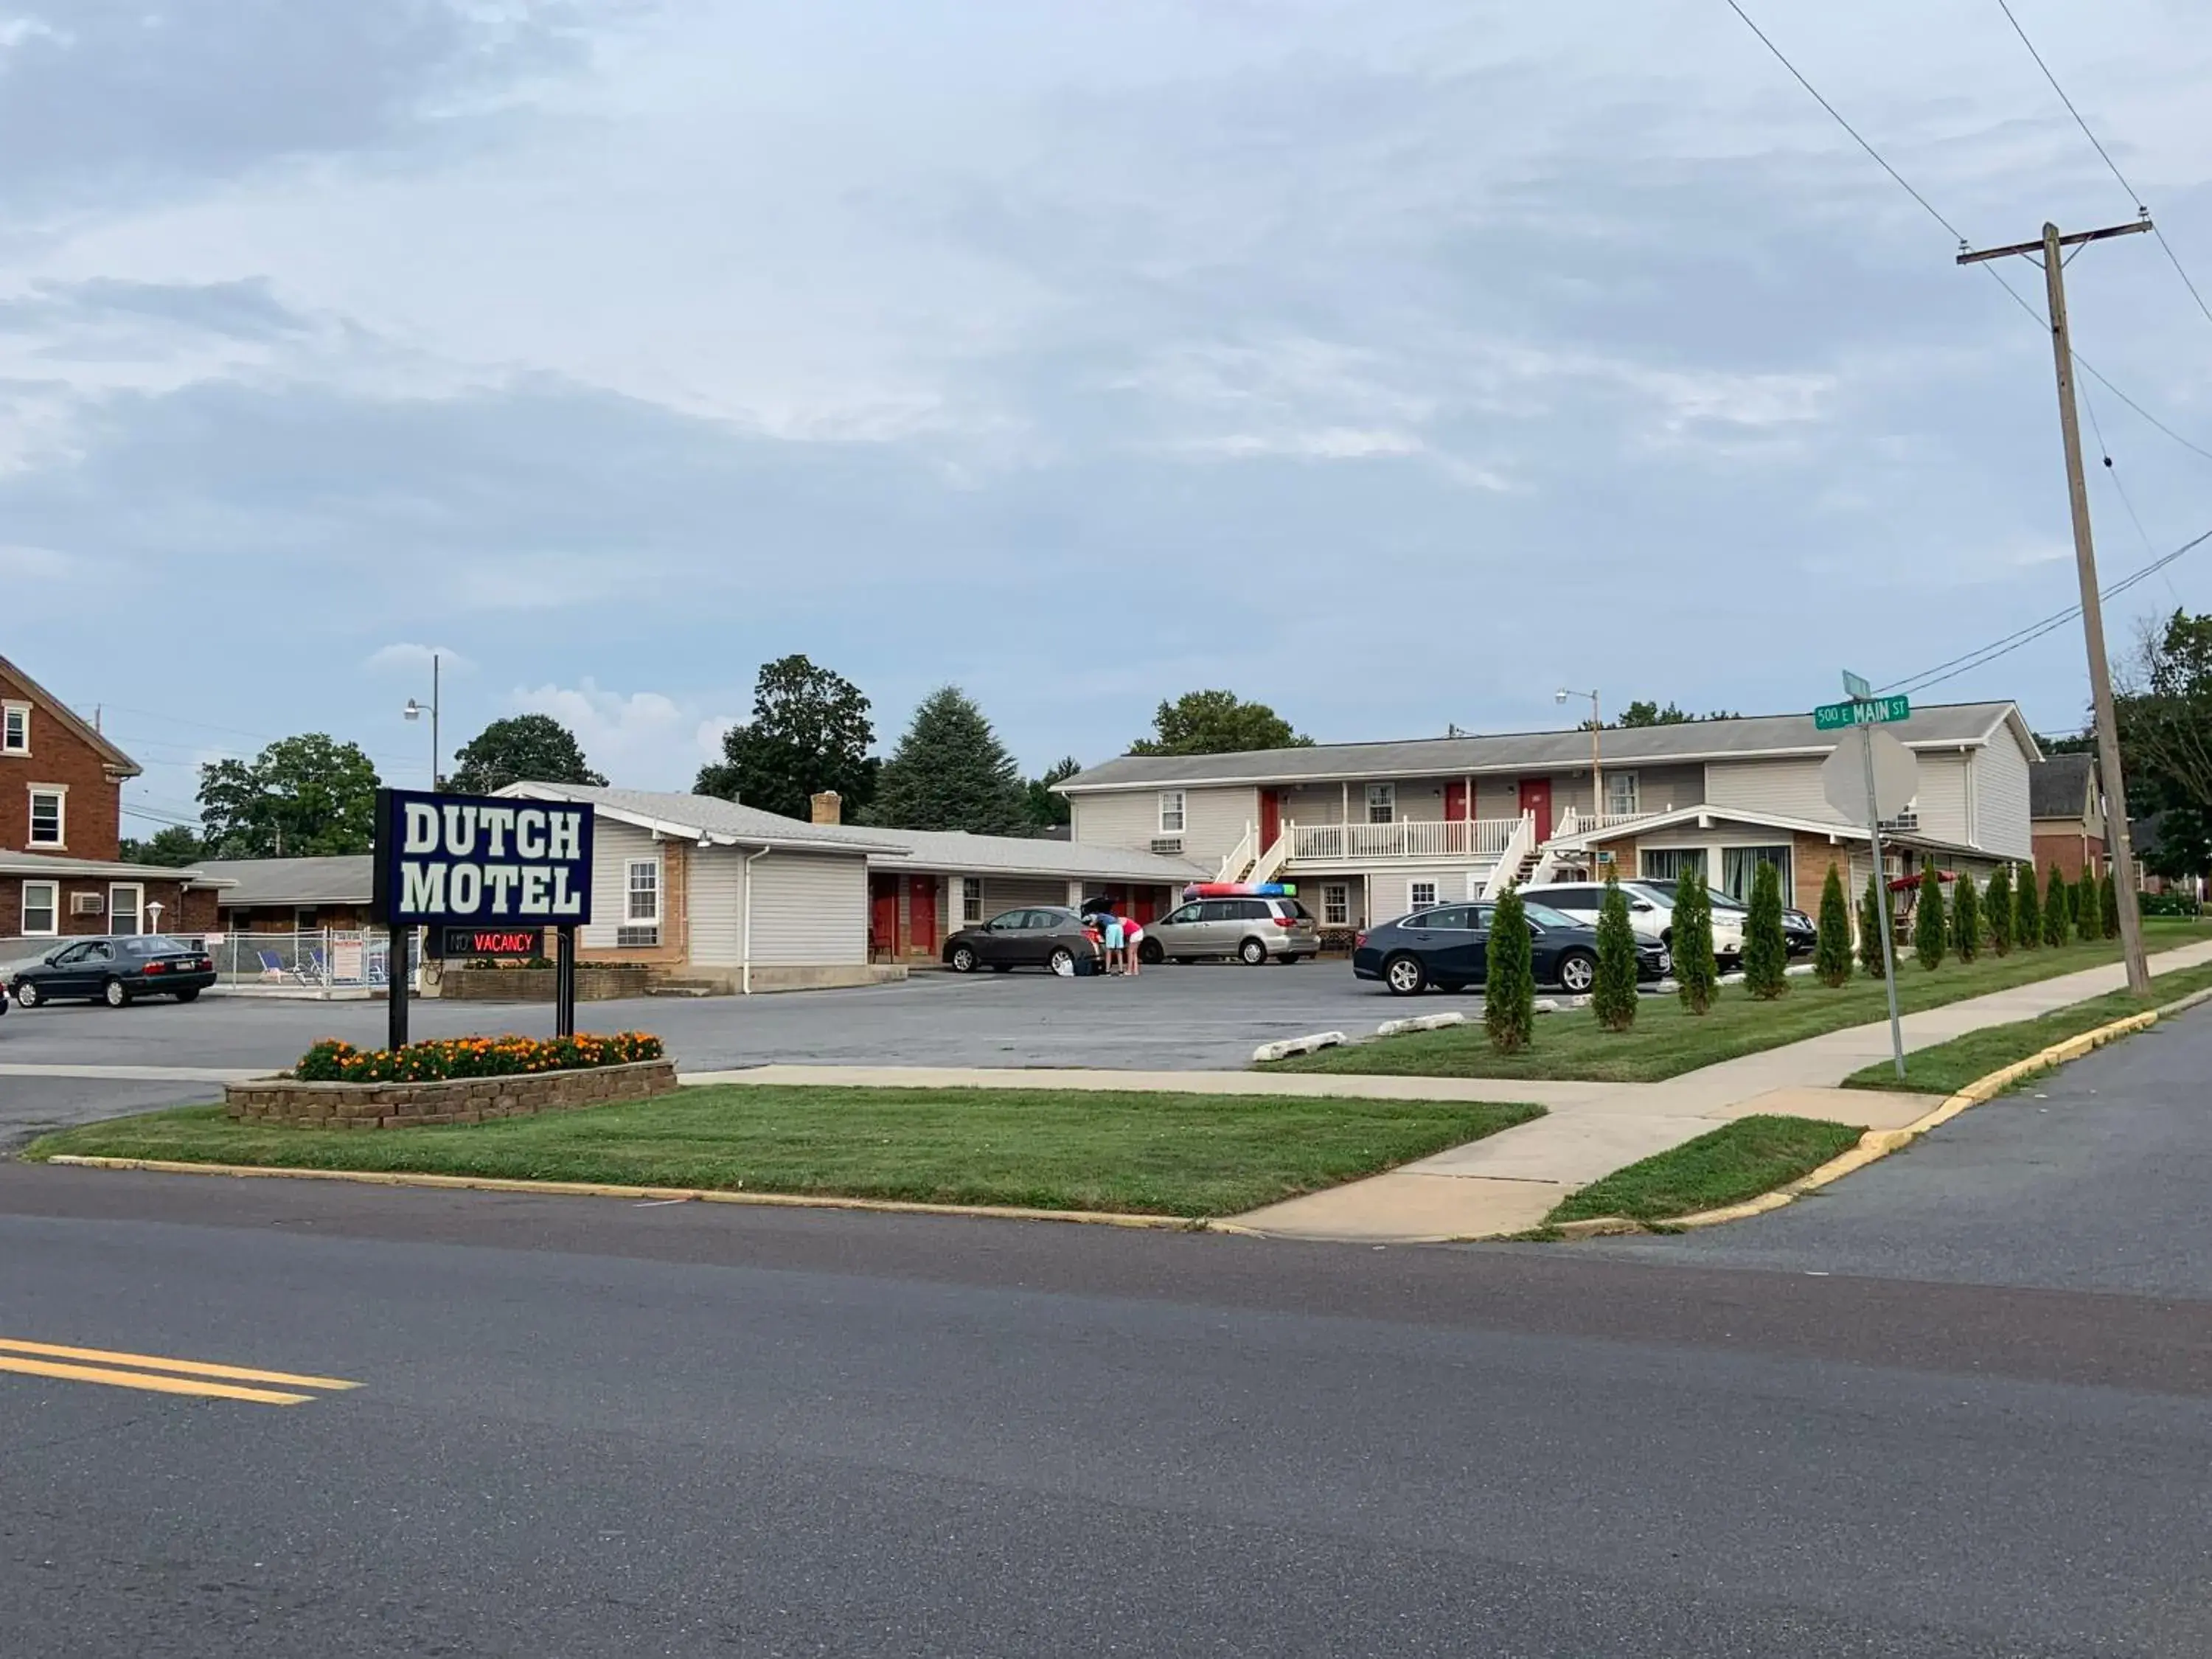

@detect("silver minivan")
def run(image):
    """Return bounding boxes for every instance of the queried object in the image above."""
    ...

[1138,897,1320,965]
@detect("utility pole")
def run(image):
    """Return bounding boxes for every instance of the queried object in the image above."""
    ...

[1959,218,2153,996]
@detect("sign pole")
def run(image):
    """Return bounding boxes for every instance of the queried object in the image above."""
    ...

[389,925,411,1052]
[1860,716,1906,1079]
[555,925,577,1039]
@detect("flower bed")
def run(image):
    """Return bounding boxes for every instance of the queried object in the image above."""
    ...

[230,1032,675,1129]
[293,1032,664,1083]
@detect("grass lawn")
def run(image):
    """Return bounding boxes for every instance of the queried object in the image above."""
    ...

[24,1085,1545,1219]
[1841,960,2212,1096]
[1267,922,2208,1084]
[1545,1115,1866,1226]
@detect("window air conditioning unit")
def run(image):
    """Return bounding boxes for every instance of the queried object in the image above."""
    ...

[71,893,105,916]
[1150,837,1183,855]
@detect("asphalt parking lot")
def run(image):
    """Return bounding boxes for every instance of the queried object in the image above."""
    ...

[0,961,1436,1142]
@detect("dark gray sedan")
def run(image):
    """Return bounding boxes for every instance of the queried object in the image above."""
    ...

[10,935,217,1007]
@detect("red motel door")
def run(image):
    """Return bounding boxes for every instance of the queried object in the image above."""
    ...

[1443,780,1470,821]
[1259,789,1282,848]
[908,875,939,953]
[1518,777,1553,842]
[869,877,898,956]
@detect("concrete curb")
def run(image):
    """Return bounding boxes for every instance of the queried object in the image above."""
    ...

[1571,982,2212,1237]
[33,1155,1214,1232]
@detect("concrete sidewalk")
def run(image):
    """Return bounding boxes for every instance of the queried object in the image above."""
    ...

[1234,937,2212,1242]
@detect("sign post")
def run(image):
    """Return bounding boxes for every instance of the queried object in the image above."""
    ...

[371,789,596,1054]
[1818,681,1913,1079]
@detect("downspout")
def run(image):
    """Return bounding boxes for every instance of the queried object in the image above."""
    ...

[741,845,773,995]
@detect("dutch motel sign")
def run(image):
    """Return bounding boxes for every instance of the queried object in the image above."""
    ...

[370,788,596,1046]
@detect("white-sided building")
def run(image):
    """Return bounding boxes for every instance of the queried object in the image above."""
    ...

[1055,700,2041,929]
[498,785,1204,990]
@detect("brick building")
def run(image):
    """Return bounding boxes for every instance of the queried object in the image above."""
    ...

[1,653,224,945]
[2028,754,2106,882]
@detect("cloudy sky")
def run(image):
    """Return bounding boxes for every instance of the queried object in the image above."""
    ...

[5,1,2211,831]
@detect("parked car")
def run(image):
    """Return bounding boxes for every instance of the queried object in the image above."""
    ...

[1520,880,1747,964]
[1138,896,1320,965]
[10,936,218,1007]
[942,907,1105,975]
[1638,880,1818,958]
[1353,902,1671,996]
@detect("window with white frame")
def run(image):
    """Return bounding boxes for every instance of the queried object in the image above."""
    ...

[108,884,144,936]
[1158,790,1186,834]
[1321,883,1349,926]
[1722,846,1792,905]
[1605,771,1641,816]
[1,703,27,755]
[28,786,63,846]
[21,880,57,936]
[619,858,661,948]
[1408,879,1438,910]
[1366,782,1396,824]
[961,877,984,923]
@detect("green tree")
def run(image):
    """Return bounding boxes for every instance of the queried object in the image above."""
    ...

[2041,865,2070,948]
[1025,756,1080,832]
[1484,886,1536,1053]
[1986,863,2014,955]
[118,824,206,867]
[1591,873,1639,1032]
[2115,611,2212,883]
[1860,872,1891,978]
[1128,690,1312,756]
[2100,869,2121,939]
[1953,870,1982,964]
[695,654,877,821]
[1913,866,1948,970]
[1742,860,1790,999]
[2015,858,2041,947]
[1607,700,1741,728]
[1814,863,1853,987]
[447,714,607,795]
[1674,866,1719,1013]
[2075,872,2098,943]
[198,734,381,858]
[864,686,1029,835]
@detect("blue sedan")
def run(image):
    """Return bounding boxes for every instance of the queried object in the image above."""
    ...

[1352,902,1671,997]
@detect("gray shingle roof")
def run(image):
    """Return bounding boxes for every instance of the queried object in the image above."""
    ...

[2028,754,2097,819]
[1058,701,2024,792]
[196,855,372,905]
[501,785,889,852]
[507,786,1203,880]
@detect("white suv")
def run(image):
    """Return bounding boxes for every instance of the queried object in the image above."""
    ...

[1518,880,1745,964]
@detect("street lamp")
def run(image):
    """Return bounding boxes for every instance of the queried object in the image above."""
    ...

[1556,686,1603,821]
[403,652,442,790]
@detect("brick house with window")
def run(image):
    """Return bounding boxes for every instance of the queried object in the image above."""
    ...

[2028,753,2106,882]
[0,653,225,945]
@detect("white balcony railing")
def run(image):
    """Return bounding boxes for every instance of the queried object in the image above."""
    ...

[1287,817,1520,864]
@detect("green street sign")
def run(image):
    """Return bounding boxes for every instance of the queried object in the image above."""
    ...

[1841,670,1872,700]
[1814,695,1910,731]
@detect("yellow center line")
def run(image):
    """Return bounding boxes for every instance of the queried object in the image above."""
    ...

[0,1338,359,1392]
[0,1355,313,1405]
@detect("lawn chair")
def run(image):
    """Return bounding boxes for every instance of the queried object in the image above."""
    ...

[302,946,330,986]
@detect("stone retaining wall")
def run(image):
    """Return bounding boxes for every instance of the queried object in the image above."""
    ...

[438,966,655,1002]
[225,1057,678,1129]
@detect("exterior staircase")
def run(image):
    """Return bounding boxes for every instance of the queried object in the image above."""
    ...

[1214,824,1259,884]
[1248,830,1293,886]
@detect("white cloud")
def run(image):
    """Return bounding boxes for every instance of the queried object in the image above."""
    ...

[0,541,70,577]
[509,679,738,791]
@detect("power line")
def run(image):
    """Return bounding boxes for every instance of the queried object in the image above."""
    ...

[1878,522,2212,696]
[1992,0,2212,331]
[1720,0,1968,245]
[1720,0,2212,468]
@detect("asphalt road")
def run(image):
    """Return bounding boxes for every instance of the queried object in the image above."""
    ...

[6,1149,2212,1658]
[1574,1000,2212,1297]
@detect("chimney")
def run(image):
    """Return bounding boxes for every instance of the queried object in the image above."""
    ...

[810,790,842,825]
